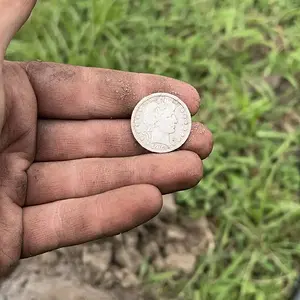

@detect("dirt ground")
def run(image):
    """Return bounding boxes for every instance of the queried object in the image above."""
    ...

[0,195,215,300]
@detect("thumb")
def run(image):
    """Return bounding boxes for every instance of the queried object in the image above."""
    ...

[0,0,37,58]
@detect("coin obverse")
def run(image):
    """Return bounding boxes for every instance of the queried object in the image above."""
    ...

[131,93,192,153]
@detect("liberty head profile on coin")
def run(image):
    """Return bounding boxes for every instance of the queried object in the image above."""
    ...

[131,93,192,153]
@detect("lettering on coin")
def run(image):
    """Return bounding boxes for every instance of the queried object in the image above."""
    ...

[131,93,192,153]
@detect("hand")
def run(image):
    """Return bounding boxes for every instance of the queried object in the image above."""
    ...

[0,0,213,276]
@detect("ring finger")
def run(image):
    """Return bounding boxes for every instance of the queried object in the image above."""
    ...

[26,150,203,206]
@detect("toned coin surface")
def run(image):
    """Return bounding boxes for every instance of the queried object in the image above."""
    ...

[131,93,192,153]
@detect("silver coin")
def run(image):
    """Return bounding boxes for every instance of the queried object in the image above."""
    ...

[131,93,192,153]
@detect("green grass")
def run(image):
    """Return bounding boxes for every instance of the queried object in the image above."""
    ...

[6,0,300,299]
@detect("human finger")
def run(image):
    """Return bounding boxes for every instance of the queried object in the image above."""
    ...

[23,62,201,119]
[22,184,162,257]
[35,120,213,161]
[0,0,37,58]
[26,151,203,206]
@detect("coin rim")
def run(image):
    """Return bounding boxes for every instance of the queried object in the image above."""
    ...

[131,92,192,153]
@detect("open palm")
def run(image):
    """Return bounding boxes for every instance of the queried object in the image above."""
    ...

[0,0,213,276]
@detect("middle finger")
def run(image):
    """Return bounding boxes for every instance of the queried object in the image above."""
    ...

[36,119,213,161]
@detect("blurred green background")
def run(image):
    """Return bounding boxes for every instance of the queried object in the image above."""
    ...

[6,0,300,299]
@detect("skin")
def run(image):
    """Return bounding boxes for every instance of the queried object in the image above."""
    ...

[0,0,213,277]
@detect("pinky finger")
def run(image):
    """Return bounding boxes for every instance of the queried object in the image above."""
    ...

[22,184,162,257]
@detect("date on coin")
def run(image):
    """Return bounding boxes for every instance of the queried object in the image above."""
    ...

[131,93,192,153]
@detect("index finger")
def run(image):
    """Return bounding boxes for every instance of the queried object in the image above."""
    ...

[22,61,201,119]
